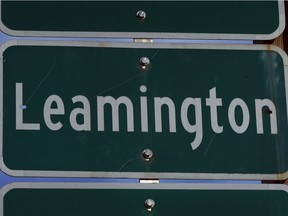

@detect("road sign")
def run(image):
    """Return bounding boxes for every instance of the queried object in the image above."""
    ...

[0,1,285,40]
[0,41,288,180]
[1,183,288,216]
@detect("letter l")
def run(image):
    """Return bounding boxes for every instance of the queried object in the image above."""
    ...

[16,83,40,130]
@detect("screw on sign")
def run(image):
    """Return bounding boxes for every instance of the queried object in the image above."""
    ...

[144,199,155,211]
[136,10,146,21]
[142,149,154,162]
[139,57,151,70]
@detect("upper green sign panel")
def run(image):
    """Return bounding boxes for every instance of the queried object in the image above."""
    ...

[0,41,288,180]
[0,1,285,40]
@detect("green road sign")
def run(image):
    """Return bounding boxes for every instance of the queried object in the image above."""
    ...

[0,41,288,180]
[1,183,288,216]
[0,1,285,40]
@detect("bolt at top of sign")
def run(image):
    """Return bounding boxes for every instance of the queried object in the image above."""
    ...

[139,57,150,70]
[144,199,155,211]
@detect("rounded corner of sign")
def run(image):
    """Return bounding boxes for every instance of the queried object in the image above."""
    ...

[277,20,286,38]
[0,160,23,178]
[264,44,288,63]
[0,40,19,54]
[0,19,18,37]
[0,6,27,38]
[262,12,286,41]
[260,0,286,41]
[0,161,11,176]
[268,25,286,41]
[0,182,25,201]
[0,182,14,194]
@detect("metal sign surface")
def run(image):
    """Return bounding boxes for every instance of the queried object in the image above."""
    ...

[0,1,285,40]
[1,183,288,216]
[0,41,288,180]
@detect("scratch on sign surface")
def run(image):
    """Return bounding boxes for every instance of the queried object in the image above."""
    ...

[204,134,216,155]
[90,73,142,100]
[25,58,57,105]
[150,50,159,60]
[119,157,139,171]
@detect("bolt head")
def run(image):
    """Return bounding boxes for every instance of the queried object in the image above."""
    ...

[142,149,153,161]
[144,199,155,211]
[136,10,146,20]
[139,57,150,70]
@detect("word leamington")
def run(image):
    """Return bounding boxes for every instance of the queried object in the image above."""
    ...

[15,83,278,150]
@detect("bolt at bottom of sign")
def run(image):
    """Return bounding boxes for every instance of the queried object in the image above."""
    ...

[145,199,155,211]
[142,149,153,161]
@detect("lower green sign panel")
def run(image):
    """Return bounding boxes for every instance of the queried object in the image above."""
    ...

[1,41,288,179]
[1,183,288,216]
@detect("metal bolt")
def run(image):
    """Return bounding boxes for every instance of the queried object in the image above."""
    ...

[142,149,153,161]
[139,57,150,70]
[136,10,146,20]
[144,199,155,211]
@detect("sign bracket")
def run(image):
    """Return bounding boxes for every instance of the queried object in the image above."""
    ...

[139,179,159,184]
[133,38,153,43]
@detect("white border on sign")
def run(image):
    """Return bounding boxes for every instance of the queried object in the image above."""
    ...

[0,40,288,180]
[0,1,285,40]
